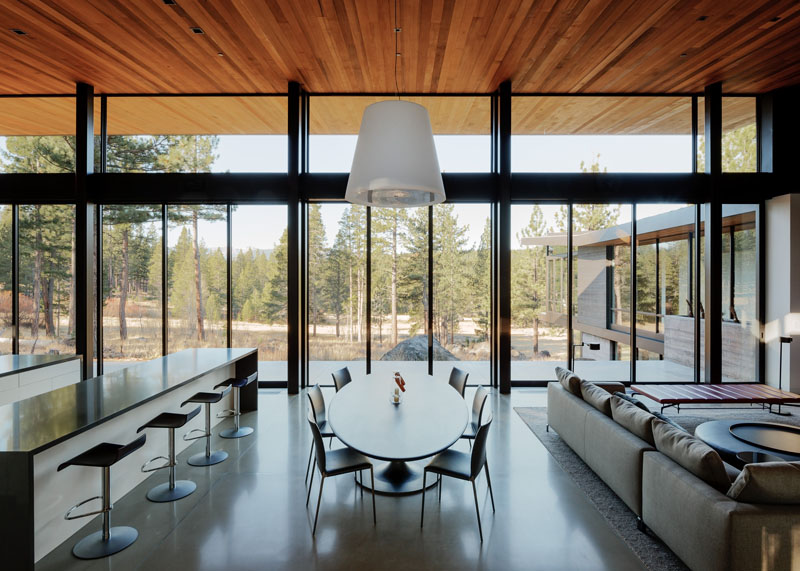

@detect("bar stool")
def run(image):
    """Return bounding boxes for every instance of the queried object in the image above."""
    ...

[182,387,231,466]
[214,377,254,438]
[138,406,201,502]
[57,434,146,559]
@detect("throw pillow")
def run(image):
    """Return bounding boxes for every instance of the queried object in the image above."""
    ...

[580,380,613,416]
[613,391,650,412]
[652,419,731,493]
[727,461,800,504]
[652,411,687,433]
[555,366,582,399]
[610,395,655,444]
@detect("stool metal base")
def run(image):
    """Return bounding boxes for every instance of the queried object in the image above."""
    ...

[188,449,228,466]
[219,426,253,439]
[72,526,138,559]
[146,480,196,502]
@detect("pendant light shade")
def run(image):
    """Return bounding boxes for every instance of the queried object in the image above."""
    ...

[345,100,445,208]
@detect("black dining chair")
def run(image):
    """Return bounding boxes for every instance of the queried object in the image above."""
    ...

[331,367,352,392]
[448,367,469,398]
[461,386,489,449]
[306,418,376,536]
[305,384,336,484]
[421,415,495,541]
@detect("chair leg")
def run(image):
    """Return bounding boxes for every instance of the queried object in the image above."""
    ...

[306,462,316,507]
[420,471,427,528]
[472,480,483,542]
[485,462,496,513]
[312,476,325,536]
[438,474,442,503]
[305,442,314,485]
[359,470,363,497]
[370,467,376,525]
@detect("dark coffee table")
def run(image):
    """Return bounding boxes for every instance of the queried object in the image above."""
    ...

[328,375,468,495]
[695,420,800,468]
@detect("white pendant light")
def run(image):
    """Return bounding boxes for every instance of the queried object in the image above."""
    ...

[345,0,445,208]
[345,100,445,207]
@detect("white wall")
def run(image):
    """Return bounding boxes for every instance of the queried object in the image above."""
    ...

[765,194,800,392]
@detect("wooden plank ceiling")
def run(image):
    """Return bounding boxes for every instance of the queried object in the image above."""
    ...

[0,1,791,135]
[0,0,797,96]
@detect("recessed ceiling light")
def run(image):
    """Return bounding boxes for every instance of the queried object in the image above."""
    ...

[10,29,27,35]
[680,53,687,58]
[696,16,707,21]
[163,0,177,4]
[190,27,204,34]
[217,52,224,57]
[770,16,781,22]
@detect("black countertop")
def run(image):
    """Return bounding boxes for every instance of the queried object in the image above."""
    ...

[0,354,81,378]
[0,348,256,454]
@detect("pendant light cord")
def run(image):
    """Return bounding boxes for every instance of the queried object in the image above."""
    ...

[394,0,400,99]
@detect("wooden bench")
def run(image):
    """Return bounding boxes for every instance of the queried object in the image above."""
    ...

[629,383,800,414]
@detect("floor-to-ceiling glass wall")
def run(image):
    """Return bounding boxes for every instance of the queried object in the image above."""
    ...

[305,203,367,385]
[232,205,288,382]
[167,205,227,351]
[511,204,569,382]
[101,205,162,371]
[371,206,429,380]
[18,204,76,355]
[721,204,758,382]
[635,204,696,382]
[432,203,492,385]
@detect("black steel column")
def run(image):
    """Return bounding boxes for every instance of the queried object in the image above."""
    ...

[11,205,18,355]
[299,89,309,388]
[75,82,95,380]
[704,82,722,384]
[630,205,637,384]
[498,80,512,394]
[692,96,701,383]
[161,204,168,356]
[287,82,301,394]
[226,204,233,348]
[490,91,500,389]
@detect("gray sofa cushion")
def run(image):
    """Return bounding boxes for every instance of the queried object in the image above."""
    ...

[652,411,687,432]
[555,366,582,399]
[580,380,613,416]
[652,418,731,493]
[610,395,655,445]
[727,461,800,504]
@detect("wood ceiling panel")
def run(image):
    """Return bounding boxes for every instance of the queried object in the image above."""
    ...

[0,1,797,96]
[310,96,490,134]
[0,97,75,135]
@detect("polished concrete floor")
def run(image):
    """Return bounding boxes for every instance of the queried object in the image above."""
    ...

[38,387,646,571]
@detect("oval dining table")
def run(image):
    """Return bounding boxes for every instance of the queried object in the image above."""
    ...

[327,375,469,495]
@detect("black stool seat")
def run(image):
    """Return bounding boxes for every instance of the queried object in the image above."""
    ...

[137,407,200,432]
[182,391,227,406]
[58,435,146,471]
[214,376,248,390]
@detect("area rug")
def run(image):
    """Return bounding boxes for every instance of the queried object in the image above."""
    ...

[513,405,800,571]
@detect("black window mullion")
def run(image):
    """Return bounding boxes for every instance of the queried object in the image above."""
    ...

[162,203,168,357]
[11,205,18,355]
[226,204,232,349]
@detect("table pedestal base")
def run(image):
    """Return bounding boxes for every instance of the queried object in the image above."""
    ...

[360,460,438,496]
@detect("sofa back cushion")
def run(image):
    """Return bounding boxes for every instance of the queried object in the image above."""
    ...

[727,461,800,504]
[613,391,650,412]
[610,395,655,444]
[580,380,613,416]
[555,367,582,399]
[652,419,731,493]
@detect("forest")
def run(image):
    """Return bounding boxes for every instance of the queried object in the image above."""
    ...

[0,121,757,375]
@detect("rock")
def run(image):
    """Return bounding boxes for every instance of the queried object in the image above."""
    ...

[380,335,458,361]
